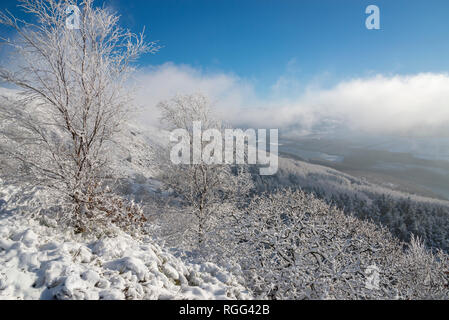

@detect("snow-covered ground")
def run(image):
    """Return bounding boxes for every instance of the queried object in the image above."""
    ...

[0,183,250,300]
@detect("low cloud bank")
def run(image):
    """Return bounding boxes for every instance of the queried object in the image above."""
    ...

[133,63,449,137]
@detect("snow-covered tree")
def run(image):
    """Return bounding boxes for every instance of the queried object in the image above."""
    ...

[254,157,449,252]
[0,0,157,232]
[156,93,253,246]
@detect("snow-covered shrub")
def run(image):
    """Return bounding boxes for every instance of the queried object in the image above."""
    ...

[66,185,148,236]
[202,189,449,299]
[394,235,449,299]
[0,177,147,237]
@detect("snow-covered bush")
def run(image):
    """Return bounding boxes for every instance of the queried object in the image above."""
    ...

[200,189,449,299]
[67,185,148,236]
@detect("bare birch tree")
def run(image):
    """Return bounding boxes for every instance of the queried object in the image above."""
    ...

[156,93,253,246]
[0,0,158,232]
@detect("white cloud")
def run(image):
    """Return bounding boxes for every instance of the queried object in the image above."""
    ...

[131,63,256,127]
[308,73,449,137]
[132,64,449,138]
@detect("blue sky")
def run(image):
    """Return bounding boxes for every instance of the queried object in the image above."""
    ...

[2,0,449,94]
[105,0,449,93]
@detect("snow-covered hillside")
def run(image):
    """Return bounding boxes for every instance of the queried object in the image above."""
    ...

[0,183,250,300]
[1,88,448,300]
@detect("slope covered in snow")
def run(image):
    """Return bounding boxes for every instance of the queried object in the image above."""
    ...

[0,182,250,300]
[1,88,448,300]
